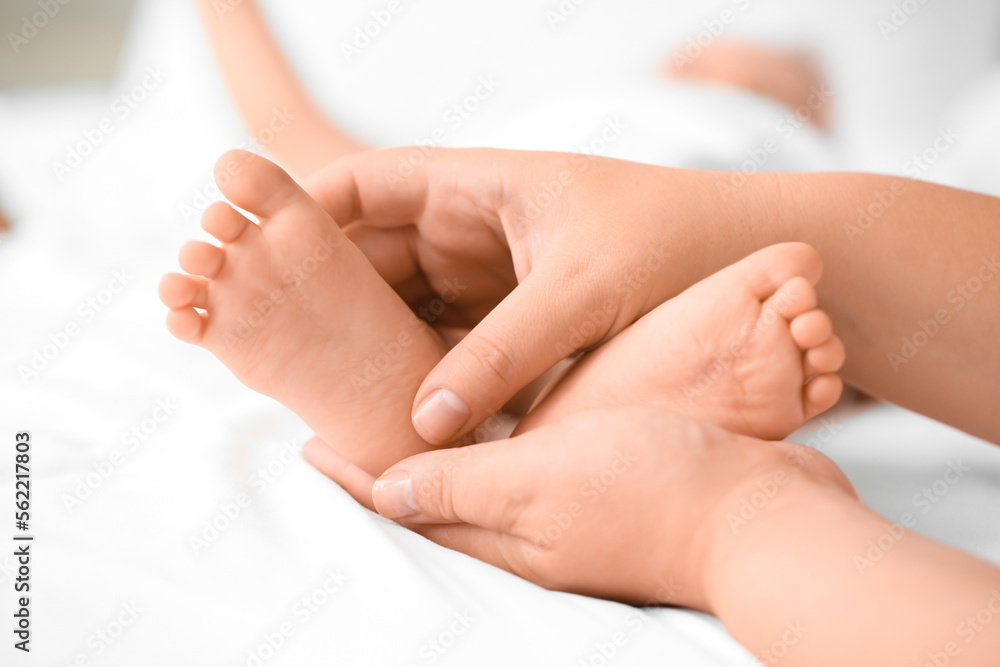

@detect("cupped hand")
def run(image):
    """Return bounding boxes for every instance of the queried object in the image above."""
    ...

[305,148,748,445]
[365,407,854,610]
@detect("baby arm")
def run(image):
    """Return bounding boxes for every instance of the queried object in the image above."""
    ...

[196,0,365,179]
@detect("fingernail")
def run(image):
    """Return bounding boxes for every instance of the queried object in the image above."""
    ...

[412,389,470,443]
[372,471,420,520]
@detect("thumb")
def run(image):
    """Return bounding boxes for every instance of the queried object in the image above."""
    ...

[411,268,615,444]
[372,431,549,529]
[302,436,377,511]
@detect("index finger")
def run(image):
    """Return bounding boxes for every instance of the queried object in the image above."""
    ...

[304,146,506,230]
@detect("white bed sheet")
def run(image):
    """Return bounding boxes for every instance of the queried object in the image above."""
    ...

[1,0,999,665]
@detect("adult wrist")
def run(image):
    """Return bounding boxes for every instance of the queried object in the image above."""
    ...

[644,167,794,307]
[696,440,859,617]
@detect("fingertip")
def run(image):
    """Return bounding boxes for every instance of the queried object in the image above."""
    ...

[411,388,472,445]
[303,437,377,511]
[372,469,423,521]
[412,272,592,444]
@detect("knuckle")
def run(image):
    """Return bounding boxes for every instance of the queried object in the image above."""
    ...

[417,466,459,522]
[462,334,519,388]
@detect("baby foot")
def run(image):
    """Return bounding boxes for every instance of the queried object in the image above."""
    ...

[159,150,446,476]
[517,243,845,440]
[666,40,831,130]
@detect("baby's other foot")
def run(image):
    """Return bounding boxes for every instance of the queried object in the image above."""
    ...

[518,243,845,440]
[160,150,446,475]
[666,40,831,130]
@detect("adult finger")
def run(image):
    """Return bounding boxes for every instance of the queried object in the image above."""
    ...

[302,437,377,511]
[306,146,503,229]
[410,267,615,444]
[412,523,533,580]
[371,427,562,531]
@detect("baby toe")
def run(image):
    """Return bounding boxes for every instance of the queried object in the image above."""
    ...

[803,374,843,420]
[179,240,225,279]
[214,149,301,220]
[159,273,208,309]
[201,201,250,244]
[165,308,206,343]
[770,276,818,320]
[790,309,833,349]
[736,242,823,302]
[805,335,846,376]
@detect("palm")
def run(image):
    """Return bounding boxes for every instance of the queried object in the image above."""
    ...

[342,164,527,330]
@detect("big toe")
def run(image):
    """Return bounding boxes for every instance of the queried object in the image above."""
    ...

[741,242,823,300]
[689,242,824,307]
[214,149,308,220]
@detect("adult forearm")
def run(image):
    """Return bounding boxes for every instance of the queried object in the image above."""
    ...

[778,173,1000,443]
[707,485,1000,667]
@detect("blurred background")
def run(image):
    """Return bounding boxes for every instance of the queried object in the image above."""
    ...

[0,0,135,87]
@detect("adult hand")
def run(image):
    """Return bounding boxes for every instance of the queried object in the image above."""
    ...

[366,407,853,609]
[371,409,1000,667]
[306,148,763,445]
